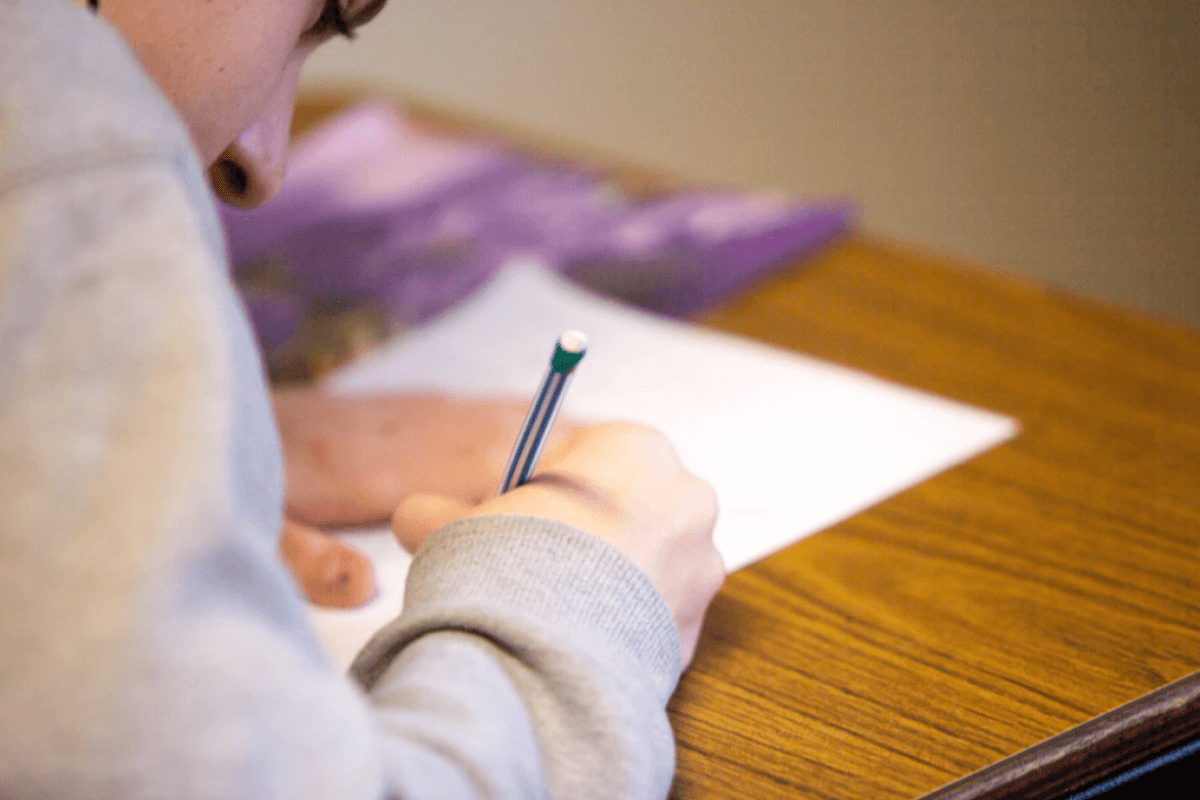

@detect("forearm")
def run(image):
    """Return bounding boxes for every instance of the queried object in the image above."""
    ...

[355,516,682,800]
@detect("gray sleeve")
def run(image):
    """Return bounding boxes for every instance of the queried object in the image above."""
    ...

[0,146,681,800]
[0,154,382,800]
[353,516,683,800]
[2,4,683,789]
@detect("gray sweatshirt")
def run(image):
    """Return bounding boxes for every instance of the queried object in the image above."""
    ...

[0,2,681,798]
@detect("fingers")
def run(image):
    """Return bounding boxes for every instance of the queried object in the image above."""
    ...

[392,494,474,554]
[288,414,724,671]
[677,544,726,667]
[278,518,377,609]
[464,421,724,666]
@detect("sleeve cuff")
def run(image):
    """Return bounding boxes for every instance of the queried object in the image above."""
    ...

[349,515,682,704]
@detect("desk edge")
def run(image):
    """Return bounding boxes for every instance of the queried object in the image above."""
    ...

[919,670,1200,800]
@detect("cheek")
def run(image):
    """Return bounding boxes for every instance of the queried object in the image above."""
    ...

[106,0,311,165]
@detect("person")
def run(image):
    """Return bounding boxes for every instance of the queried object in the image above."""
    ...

[0,1,725,798]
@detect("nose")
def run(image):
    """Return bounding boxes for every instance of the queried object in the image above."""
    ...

[208,58,304,209]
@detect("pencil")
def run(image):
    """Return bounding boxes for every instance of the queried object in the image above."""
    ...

[498,330,589,494]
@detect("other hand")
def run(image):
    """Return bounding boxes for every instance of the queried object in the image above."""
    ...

[278,518,376,609]
[274,388,580,526]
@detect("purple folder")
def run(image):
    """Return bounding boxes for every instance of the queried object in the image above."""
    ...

[220,101,857,360]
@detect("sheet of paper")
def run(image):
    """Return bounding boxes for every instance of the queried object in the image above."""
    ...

[308,260,1018,668]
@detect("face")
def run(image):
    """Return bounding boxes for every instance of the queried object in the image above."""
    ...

[91,0,385,208]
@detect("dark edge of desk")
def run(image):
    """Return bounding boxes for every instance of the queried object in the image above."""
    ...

[919,670,1200,800]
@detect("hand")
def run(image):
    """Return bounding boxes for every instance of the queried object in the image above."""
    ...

[278,518,376,609]
[271,388,579,609]
[393,423,725,666]
[273,388,577,526]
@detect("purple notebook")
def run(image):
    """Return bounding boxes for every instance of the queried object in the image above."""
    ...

[220,101,857,370]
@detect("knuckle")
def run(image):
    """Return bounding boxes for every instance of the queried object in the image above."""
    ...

[706,548,727,590]
[665,476,719,543]
[619,422,667,453]
[589,421,676,460]
[687,475,719,523]
[592,420,646,437]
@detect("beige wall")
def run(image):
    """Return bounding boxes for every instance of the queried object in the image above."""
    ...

[303,1,1199,325]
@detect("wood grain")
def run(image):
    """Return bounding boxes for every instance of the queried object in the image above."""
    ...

[289,91,1200,799]
[673,239,1200,799]
[924,671,1200,799]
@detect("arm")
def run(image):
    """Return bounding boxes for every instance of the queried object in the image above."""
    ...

[0,156,707,799]
[2,50,719,796]
[361,422,729,798]
[356,517,683,799]
[2,10,721,790]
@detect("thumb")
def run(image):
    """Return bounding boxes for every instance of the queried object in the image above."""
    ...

[279,518,377,609]
[392,493,475,554]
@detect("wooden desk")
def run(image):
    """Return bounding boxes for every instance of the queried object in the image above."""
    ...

[683,238,1200,799]
[292,91,1200,799]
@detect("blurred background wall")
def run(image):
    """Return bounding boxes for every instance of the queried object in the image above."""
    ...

[303,0,1199,325]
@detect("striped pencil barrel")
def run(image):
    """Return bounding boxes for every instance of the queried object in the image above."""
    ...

[498,330,588,494]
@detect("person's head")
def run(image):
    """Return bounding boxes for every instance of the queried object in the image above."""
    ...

[80,0,385,208]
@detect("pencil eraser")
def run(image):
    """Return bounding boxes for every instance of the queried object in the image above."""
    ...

[551,330,588,372]
[559,330,588,354]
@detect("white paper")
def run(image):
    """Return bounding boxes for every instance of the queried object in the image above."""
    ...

[309,260,1018,667]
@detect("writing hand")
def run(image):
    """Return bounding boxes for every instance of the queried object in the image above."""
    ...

[393,423,725,666]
